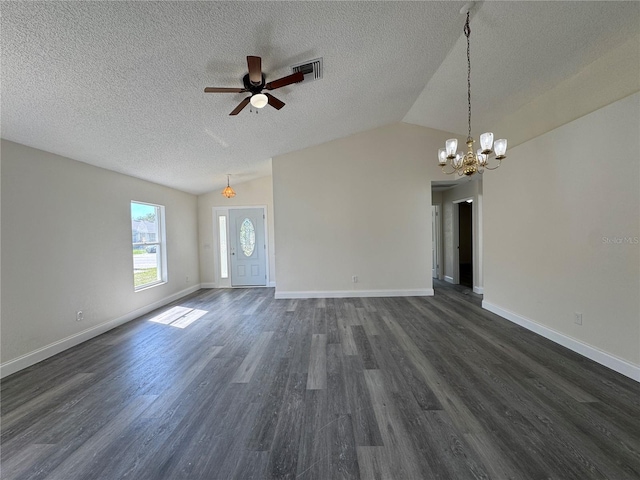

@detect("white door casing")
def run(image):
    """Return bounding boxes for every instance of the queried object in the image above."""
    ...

[431,205,439,279]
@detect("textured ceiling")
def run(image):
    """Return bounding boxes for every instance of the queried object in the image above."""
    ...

[2,2,638,195]
[404,1,640,138]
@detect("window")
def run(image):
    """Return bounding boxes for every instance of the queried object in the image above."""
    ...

[218,215,228,279]
[240,218,256,257]
[131,201,166,290]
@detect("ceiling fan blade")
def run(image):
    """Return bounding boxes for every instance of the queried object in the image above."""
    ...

[247,56,262,85]
[204,87,246,93]
[265,71,304,90]
[265,93,285,110]
[229,97,250,116]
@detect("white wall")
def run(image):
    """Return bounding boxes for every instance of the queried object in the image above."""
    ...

[197,175,276,287]
[1,140,200,375]
[483,93,640,377]
[272,122,453,298]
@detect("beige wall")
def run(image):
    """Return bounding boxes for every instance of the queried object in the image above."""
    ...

[493,32,640,150]
[197,175,275,287]
[272,122,453,297]
[483,92,640,369]
[1,140,200,370]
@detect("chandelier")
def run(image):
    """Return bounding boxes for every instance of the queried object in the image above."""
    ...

[438,7,507,176]
[221,174,236,198]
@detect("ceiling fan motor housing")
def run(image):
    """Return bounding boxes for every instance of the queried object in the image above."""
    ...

[243,73,266,93]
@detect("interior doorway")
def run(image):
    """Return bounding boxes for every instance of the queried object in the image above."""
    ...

[458,200,473,288]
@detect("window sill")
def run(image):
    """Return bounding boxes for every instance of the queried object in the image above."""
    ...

[134,281,167,293]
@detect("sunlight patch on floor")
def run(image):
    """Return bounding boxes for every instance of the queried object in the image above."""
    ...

[148,306,208,329]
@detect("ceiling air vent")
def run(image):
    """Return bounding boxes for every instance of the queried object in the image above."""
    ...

[291,58,323,82]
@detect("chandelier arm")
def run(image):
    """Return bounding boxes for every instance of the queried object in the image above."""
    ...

[483,160,502,171]
[440,165,460,176]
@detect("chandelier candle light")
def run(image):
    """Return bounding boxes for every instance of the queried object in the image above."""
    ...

[438,3,507,176]
[221,174,236,198]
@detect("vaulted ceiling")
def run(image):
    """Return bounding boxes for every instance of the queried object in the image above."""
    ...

[2,1,638,195]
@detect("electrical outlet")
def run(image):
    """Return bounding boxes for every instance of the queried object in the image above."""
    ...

[574,313,582,325]
[352,275,358,283]
[76,311,83,322]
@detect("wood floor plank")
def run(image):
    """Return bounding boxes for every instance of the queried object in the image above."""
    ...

[342,355,384,447]
[363,370,429,479]
[312,306,327,334]
[325,299,341,345]
[2,284,639,480]
[231,450,269,479]
[44,394,158,480]
[307,333,327,390]
[231,331,275,383]
[419,410,490,480]
[336,313,358,355]
[247,357,292,451]
[268,372,307,479]
[296,389,330,479]
[289,302,314,374]
[327,413,360,480]
[379,313,484,434]
[464,432,523,480]
[0,443,57,480]
[142,345,224,419]
[356,446,394,480]
[356,307,380,336]
[350,325,378,370]
[1,373,94,433]
[326,343,349,415]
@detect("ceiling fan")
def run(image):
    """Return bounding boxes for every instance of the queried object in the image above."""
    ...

[204,56,304,116]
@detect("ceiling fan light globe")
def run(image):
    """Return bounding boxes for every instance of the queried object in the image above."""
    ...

[250,93,268,109]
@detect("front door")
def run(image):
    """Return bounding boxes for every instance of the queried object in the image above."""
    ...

[229,208,266,286]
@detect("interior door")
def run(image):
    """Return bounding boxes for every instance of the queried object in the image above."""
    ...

[229,208,266,286]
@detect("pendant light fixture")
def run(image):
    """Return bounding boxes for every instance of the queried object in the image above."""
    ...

[221,174,236,198]
[438,3,507,176]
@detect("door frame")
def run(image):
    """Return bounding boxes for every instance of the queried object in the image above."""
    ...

[213,205,270,288]
[431,204,443,280]
[452,197,474,285]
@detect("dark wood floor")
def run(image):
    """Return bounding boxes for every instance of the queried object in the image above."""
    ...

[2,282,639,480]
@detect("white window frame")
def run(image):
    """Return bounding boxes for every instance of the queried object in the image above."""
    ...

[131,201,167,291]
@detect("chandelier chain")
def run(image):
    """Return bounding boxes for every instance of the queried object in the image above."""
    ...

[437,8,507,177]
[465,11,471,140]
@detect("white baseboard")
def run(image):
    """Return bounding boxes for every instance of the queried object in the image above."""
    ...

[200,282,276,288]
[473,286,484,294]
[0,284,202,379]
[444,276,455,284]
[482,301,640,382]
[274,288,434,299]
